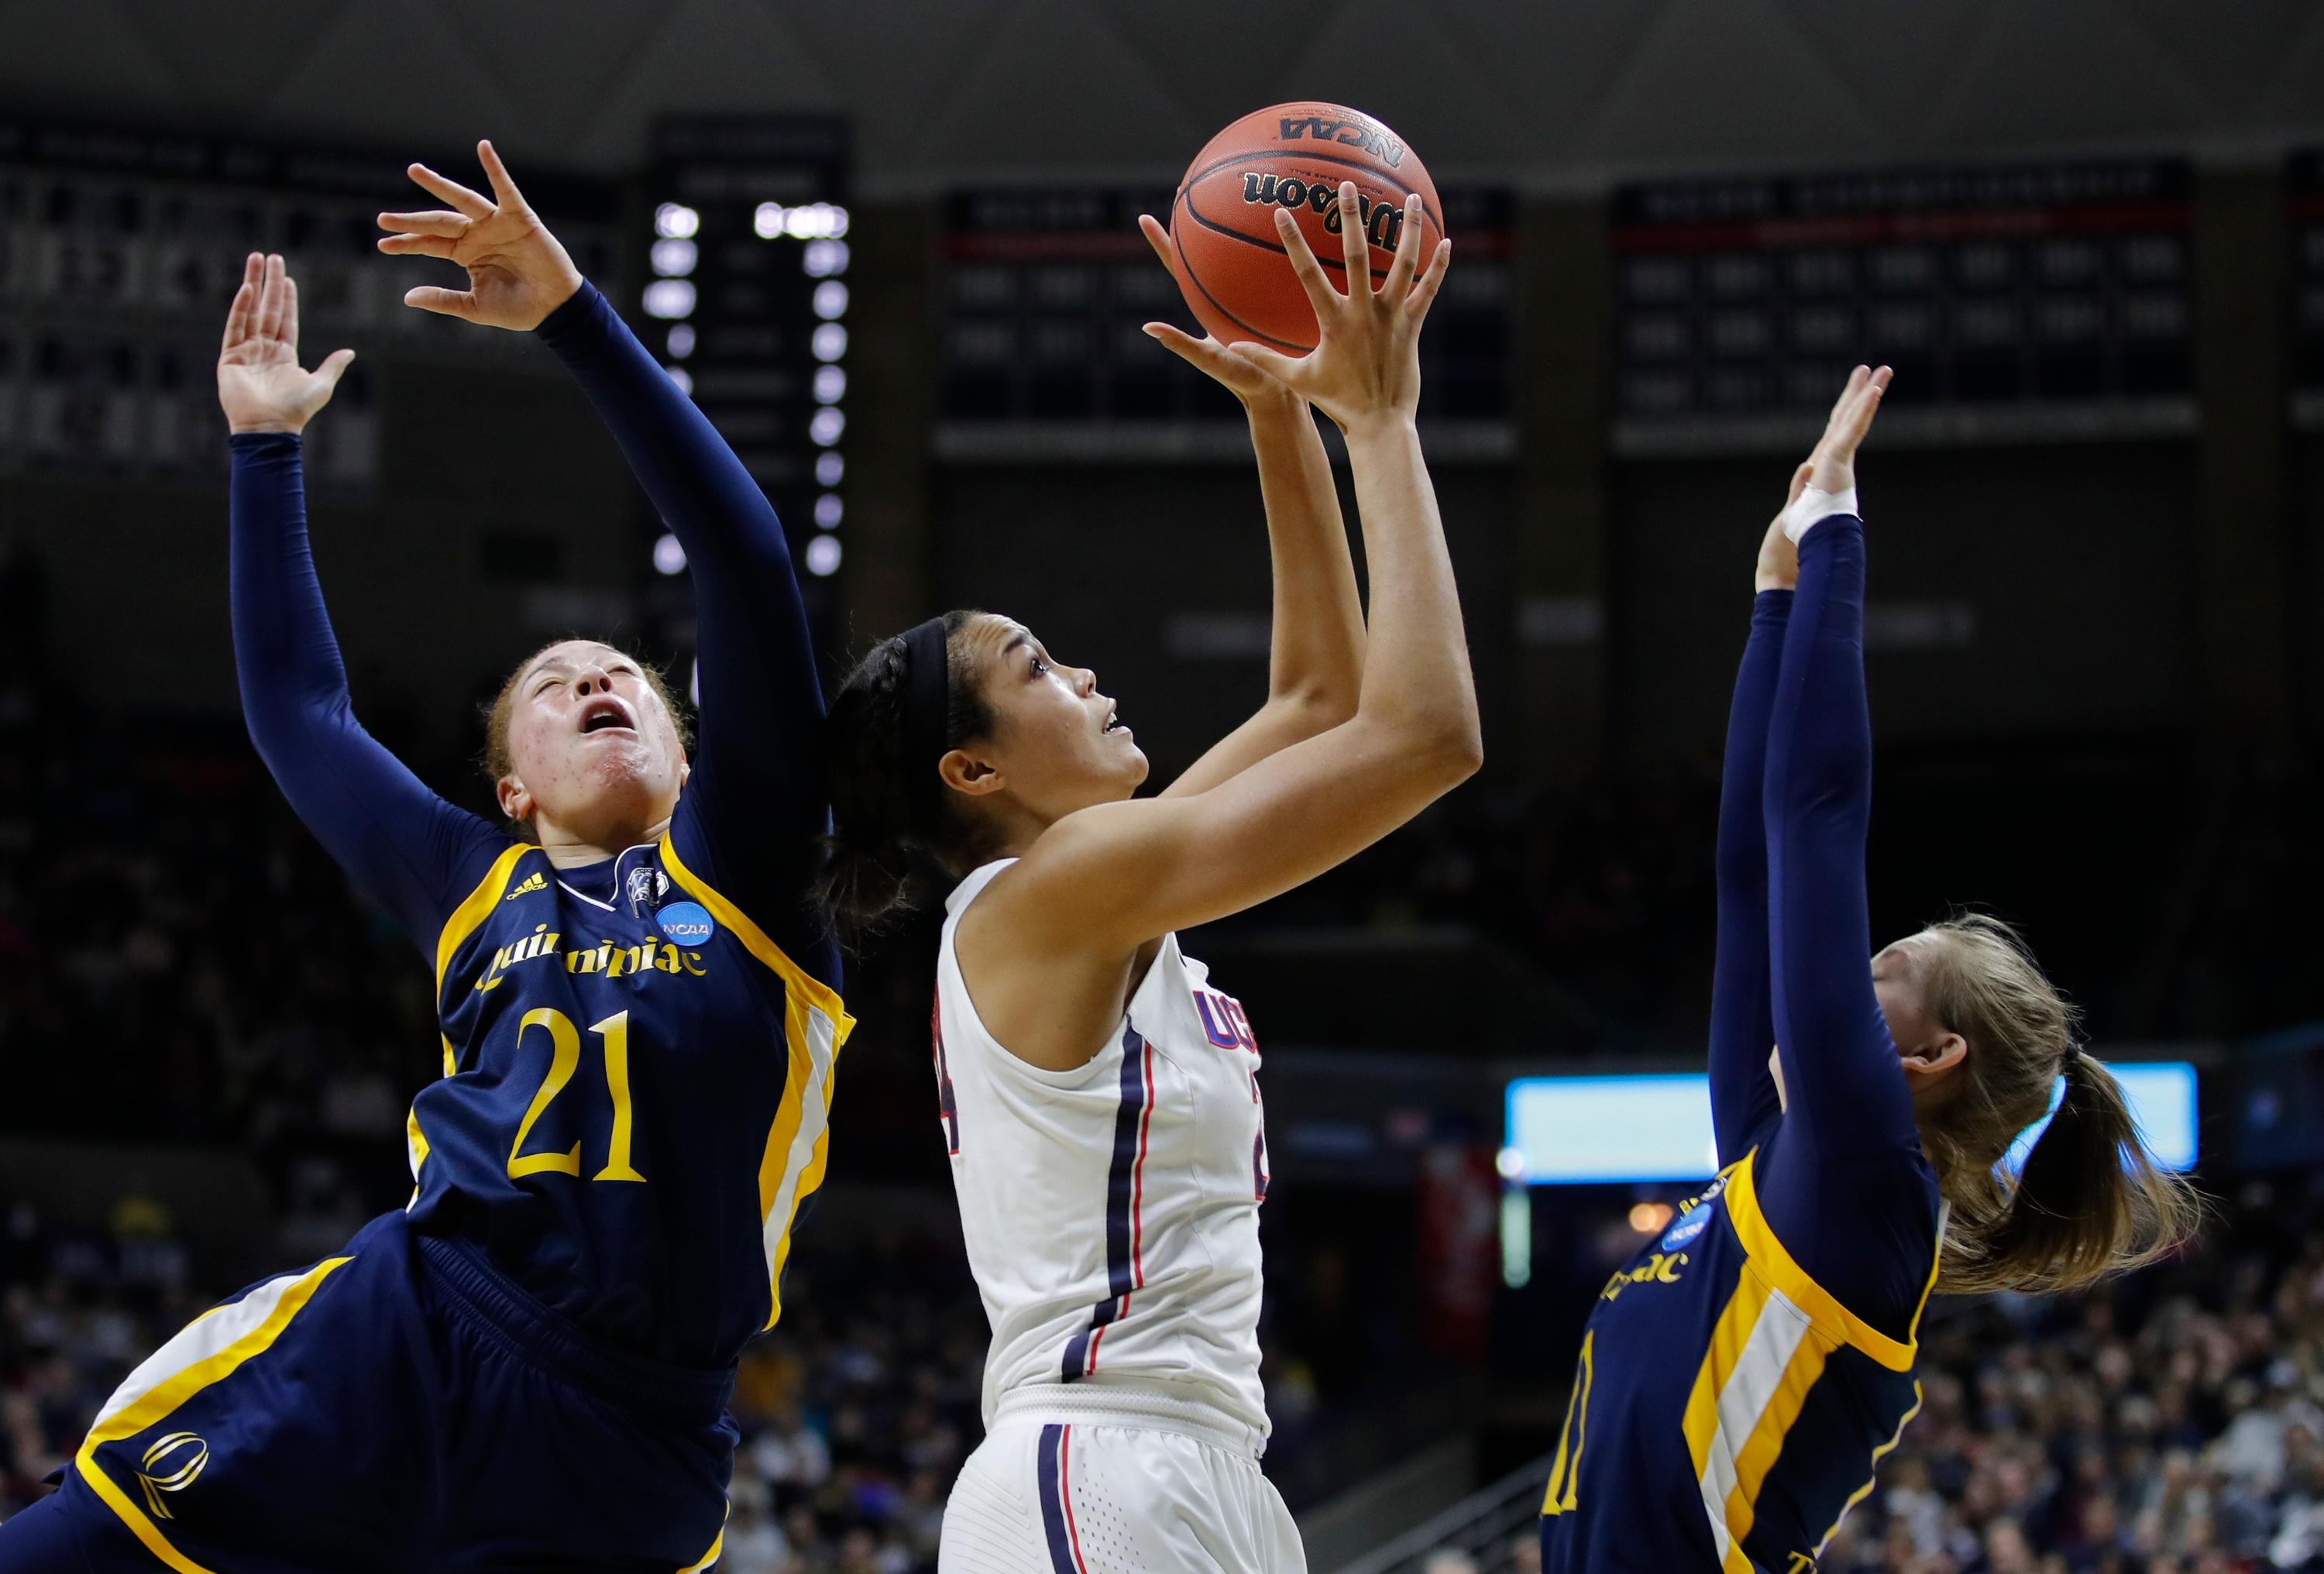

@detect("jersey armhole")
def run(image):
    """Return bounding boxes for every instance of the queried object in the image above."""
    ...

[659,831,854,1043]
[1725,1148,1935,1373]
[434,844,532,998]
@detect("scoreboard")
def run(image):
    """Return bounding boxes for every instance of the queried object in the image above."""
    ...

[0,115,619,494]
[937,185,1516,462]
[643,118,849,619]
[1611,160,2198,455]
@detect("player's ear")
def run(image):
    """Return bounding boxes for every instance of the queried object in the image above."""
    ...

[938,747,1003,799]
[497,774,532,824]
[1899,1031,1968,1084]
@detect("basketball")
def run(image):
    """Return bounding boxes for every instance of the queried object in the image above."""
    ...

[1166,102,1442,353]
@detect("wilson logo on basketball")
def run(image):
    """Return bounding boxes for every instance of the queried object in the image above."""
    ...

[1238,174,1408,249]
[1276,115,1406,167]
[136,1431,209,1519]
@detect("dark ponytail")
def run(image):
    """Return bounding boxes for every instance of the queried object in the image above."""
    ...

[1915,916,2202,1296]
[816,610,997,931]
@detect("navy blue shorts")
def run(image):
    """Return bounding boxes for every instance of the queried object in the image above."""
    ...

[0,1211,736,1573]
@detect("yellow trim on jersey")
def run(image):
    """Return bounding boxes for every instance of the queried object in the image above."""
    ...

[1724,1150,1918,1372]
[1542,1329,1593,1515]
[679,1501,730,1572]
[435,843,531,997]
[76,1256,352,1573]
[658,833,849,1026]
[1817,1383,1924,1555]
[658,833,854,1332]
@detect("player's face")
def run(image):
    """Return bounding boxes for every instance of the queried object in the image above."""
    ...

[500,640,688,837]
[958,614,1147,820]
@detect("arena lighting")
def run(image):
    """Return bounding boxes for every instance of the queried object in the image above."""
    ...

[663,366,693,396]
[1503,1062,2199,1184]
[1501,1190,1532,1290]
[1628,1202,1676,1235]
[812,324,847,362]
[813,281,848,321]
[649,238,697,277]
[651,534,686,576]
[813,494,842,529]
[813,366,845,404]
[804,535,842,577]
[753,201,850,240]
[815,452,845,486]
[665,324,695,359]
[803,239,849,278]
[809,407,844,446]
[653,202,699,239]
[641,280,695,319]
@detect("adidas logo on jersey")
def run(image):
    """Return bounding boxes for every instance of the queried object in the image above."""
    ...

[504,871,546,901]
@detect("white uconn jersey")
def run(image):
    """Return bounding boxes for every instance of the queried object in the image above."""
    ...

[934,859,1272,1440]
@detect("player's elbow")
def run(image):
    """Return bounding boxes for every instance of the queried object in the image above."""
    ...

[1270,681,1360,737]
[1413,712,1484,791]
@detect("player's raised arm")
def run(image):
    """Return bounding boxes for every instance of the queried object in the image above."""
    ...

[1136,215,1367,800]
[219,253,504,948]
[1760,367,1920,1161]
[993,187,1477,952]
[379,144,834,980]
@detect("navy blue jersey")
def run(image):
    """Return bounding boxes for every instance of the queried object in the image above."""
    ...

[1544,514,1943,1572]
[410,833,850,1360]
[225,283,844,1367]
[1538,1149,1937,1574]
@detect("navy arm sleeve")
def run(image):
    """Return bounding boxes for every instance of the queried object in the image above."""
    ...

[534,285,837,990]
[1758,514,1938,1333]
[1708,590,1792,1167]
[231,433,507,955]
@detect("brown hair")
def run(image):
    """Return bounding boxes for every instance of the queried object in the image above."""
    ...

[482,640,694,837]
[1913,915,2202,1295]
[815,610,1001,930]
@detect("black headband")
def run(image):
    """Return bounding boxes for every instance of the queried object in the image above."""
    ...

[899,616,952,829]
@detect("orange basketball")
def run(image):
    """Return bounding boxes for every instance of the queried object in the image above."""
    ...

[1167,102,1442,354]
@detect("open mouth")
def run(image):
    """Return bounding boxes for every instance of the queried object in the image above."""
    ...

[578,696,638,737]
[1102,709,1129,735]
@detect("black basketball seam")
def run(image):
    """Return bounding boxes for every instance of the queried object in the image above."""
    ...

[1171,195,1312,353]
[1178,200,1396,285]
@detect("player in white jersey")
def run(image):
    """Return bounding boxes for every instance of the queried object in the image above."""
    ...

[821,189,1479,1574]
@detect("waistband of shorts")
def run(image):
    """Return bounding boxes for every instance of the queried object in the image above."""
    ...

[417,1233,734,1426]
[993,1380,1269,1458]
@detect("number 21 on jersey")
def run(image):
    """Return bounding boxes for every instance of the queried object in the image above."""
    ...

[506,1008,648,1184]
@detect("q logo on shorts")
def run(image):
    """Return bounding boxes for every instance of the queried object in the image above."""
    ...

[136,1431,209,1519]
[657,902,717,947]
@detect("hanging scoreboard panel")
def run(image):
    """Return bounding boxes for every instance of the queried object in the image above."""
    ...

[1611,160,2197,455]
[2294,151,2324,428]
[0,115,619,493]
[937,185,1515,461]
[644,117,850,613]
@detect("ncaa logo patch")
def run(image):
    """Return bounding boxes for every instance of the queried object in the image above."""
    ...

[657,901,716,946]
[1662,1201,1714,1252]
[136,1431,208,1519]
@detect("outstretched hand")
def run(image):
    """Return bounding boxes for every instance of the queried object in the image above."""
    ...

[1226,184,1451,434]
[217,253,355,435]
[1136,215,1299,413]
[376,140,583,331]
[1804,364,1890,496]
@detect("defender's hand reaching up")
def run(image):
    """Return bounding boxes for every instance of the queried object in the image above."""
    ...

[377,140,583,331]
[1227,184,1451,434]
[217,253,355,435]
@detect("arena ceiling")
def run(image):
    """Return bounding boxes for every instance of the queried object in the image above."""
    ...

[6,0,2324,191]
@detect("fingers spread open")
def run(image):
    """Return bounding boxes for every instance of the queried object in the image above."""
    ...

[1136,214,1176,274]
[280,273,301,353]
[1335,184,1370,287]
[376,233,461,259]
[1273,206,1340,318]
[378,209,471,238]
[476,140,527,212]
[1382,194,1425,302]
[1403,237,1452,324]
[407,163,493,219]
[1226,341,1303,383]
[403,284,480,320]
[317,348,356,390]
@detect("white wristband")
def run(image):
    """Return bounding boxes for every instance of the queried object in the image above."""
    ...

[1783,485,1859,544]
